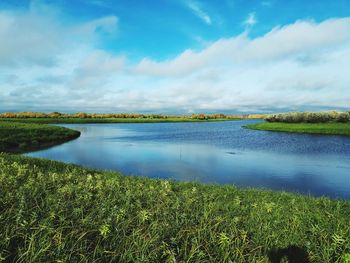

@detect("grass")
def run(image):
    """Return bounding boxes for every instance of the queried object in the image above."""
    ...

[1,153,350,262]
[0,117,232,124]
[1,120,350,262]
[0,122,80,153]
[244,122,350,136]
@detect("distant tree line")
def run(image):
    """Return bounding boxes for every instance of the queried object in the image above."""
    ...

[265,111,350,123]
[0,112,270,120]
[0,112,163,119]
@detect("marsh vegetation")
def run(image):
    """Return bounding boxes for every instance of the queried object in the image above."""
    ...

[1,153,350,262]
[1,117,350,262]
[0,111,257,122]
[265,111,350,123]
[0,122,80,153]
[244,111,350,136]
[244,122,350,136]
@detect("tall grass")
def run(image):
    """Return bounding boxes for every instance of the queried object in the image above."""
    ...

[1,154,350,262]
[1,119,350,262]
[0,122,80,153]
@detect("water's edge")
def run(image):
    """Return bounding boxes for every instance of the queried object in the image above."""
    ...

[26,120,350,199]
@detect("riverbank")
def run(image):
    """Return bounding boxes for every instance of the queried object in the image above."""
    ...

[0,122,80,153]
[1,153,349,262]
[1,121,350,261]
[0,117,233,124]
[244,122,350,136]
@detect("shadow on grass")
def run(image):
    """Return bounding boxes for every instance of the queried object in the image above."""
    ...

[268,245,310,263]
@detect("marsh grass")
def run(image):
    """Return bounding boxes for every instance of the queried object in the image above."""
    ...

[0,122,80,153]
[1,120,350,262]
[0,111,261,121]
[244,122,350,136]
[1,154,350,262]
[0,117,232,124]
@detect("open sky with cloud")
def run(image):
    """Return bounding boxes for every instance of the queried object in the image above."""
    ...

[1,0,350,113]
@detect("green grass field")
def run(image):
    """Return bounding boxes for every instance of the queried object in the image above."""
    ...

[244,122,350,136]
[1,120,350,262]
[0,117,232,124]
[0,122,80,153]
[1,153,350,262]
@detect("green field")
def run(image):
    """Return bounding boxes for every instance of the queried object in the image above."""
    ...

[1,121,350,262]
[244,122,350,136]
[0,122,80,153]
[0,117,231,124]
[1,153,350,262]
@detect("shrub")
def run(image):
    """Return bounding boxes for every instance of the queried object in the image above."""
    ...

[265,111,350,123]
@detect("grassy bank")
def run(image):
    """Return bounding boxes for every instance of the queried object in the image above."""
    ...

[1,153,350,262]
[244,122,350,136]
[0,111,266,121]
[1,120,350,262]
[0,117,231,124]
[0,122,80,153]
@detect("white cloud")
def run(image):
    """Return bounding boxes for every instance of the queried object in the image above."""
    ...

[0,10,63,67]
[187,1,212,25]
[123,18,350,112]
[244,12,257,27]
[1,10,350,113]
[135,18,350,76]
[0,1,118,68]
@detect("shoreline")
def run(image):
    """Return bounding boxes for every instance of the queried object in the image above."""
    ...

[1,153,349,262]
[243,122,350,136]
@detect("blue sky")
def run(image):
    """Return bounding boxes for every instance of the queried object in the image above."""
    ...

[1,0,350,113]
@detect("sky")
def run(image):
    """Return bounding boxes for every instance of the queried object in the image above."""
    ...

[1,0,350,114]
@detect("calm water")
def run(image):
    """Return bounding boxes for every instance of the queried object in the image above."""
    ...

[26,120,350,199]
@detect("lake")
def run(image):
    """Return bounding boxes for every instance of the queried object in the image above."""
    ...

[26,120,350,199]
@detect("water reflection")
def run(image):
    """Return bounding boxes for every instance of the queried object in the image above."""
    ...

[26,120,350,199]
